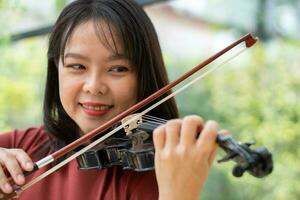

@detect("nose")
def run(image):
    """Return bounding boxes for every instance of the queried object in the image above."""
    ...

[83,73,108,95]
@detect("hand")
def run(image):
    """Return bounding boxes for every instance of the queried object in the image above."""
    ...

[0,148,34,194]
[153,115,218,200]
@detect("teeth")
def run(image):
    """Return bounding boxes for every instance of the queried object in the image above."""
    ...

[82,105,111,111]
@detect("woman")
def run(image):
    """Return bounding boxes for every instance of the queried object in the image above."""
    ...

[0,0,219,199]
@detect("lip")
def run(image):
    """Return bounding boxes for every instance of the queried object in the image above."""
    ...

[80,102,113,117]
[81,102,111,106]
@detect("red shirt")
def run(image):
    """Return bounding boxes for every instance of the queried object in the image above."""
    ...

[0,127,158,200]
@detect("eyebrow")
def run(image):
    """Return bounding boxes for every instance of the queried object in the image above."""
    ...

[64,52,90,61]
[64,52,129,62]
[105,53,129,62]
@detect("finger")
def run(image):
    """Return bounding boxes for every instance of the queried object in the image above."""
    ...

[153,125,166,152]
[10,149,33,171]
[208,147,218,167]
[209,129,230,166]
[218,129,230,136]
[165,119,181,148]
[0,154,25,186]
[180,115,204,146]
[196,120,218,156]
[0,167,12,194]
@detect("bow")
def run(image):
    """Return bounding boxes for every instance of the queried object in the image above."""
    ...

[0,33,259,199]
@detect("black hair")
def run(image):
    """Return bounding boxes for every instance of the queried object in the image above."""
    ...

[44,0,178,150]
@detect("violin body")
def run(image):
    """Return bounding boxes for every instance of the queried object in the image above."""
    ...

[77,114,273,178]
[77,120,155,171]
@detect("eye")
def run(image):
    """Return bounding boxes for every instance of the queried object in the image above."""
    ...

[109,66,129,73]
[65,64,86,70]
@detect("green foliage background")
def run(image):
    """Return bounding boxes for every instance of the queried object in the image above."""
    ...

[166,40,300,199]
[0,1,300,199]
[0,38,46,131]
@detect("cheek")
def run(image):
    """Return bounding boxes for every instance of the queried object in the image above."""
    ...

[116,78,138,105]
[59,80,68,106]
[58,70,80,113]
[58,72,70,112]
[58,70,67,101]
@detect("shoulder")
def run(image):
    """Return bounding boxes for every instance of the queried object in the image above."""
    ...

[0,126,50,158]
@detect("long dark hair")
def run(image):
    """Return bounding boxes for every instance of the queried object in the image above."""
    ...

[44,0,178,150]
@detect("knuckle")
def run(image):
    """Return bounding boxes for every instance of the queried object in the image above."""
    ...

[0,176,8,185]
[198,148,211,159]
[153,132,161,143]
[177,145,190,157]
[183,115,203,126]
[161,149,175,159]
[11,148,25,155]
[153,125,165,135]
[0,169,8,185]
[12,149,30,161]
[7,164,21,174]
[3,161,21,175]
[163,145,174,154]
[1,152,14,161]
[197,142,212,155]
[166,119,181,128]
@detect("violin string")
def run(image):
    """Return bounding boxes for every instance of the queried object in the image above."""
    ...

[141,122,164,128]
[143,114,167,121]
[142,120,166,125]
[143,114,167,122]
[142,119,166,126]
[19,45,248,194]
[143,117,167,124]
[143,121,165,126]
[142,115,168,123]
[139,124,163,131]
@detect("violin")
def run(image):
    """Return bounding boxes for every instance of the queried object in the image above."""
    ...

[0,33,273,200]
[77,114,273,178]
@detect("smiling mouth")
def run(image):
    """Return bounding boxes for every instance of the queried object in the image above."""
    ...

[82,104,112,111]
[80,103,113,117]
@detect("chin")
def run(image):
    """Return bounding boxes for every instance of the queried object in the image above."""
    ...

[81,124,104,134]
[83,127,95,134]
[78,117,111,134]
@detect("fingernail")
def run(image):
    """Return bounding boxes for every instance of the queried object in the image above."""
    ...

[17,174,24,182]
[26,162,33,170]
[4,183,12,193]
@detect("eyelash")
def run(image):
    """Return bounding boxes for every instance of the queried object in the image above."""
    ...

[64,64,129,73]
[65,64,86,70]
[109,66,129,73]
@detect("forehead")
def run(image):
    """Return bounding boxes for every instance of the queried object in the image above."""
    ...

[64,20,124,56]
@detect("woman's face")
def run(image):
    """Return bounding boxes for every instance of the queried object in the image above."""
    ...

[58,20,138,134]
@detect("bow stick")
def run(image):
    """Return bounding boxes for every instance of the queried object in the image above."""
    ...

[0,33,257,199]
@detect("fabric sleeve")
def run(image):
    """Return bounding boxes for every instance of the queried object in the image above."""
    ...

[0,126,50,160]
[0,129,15,148]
